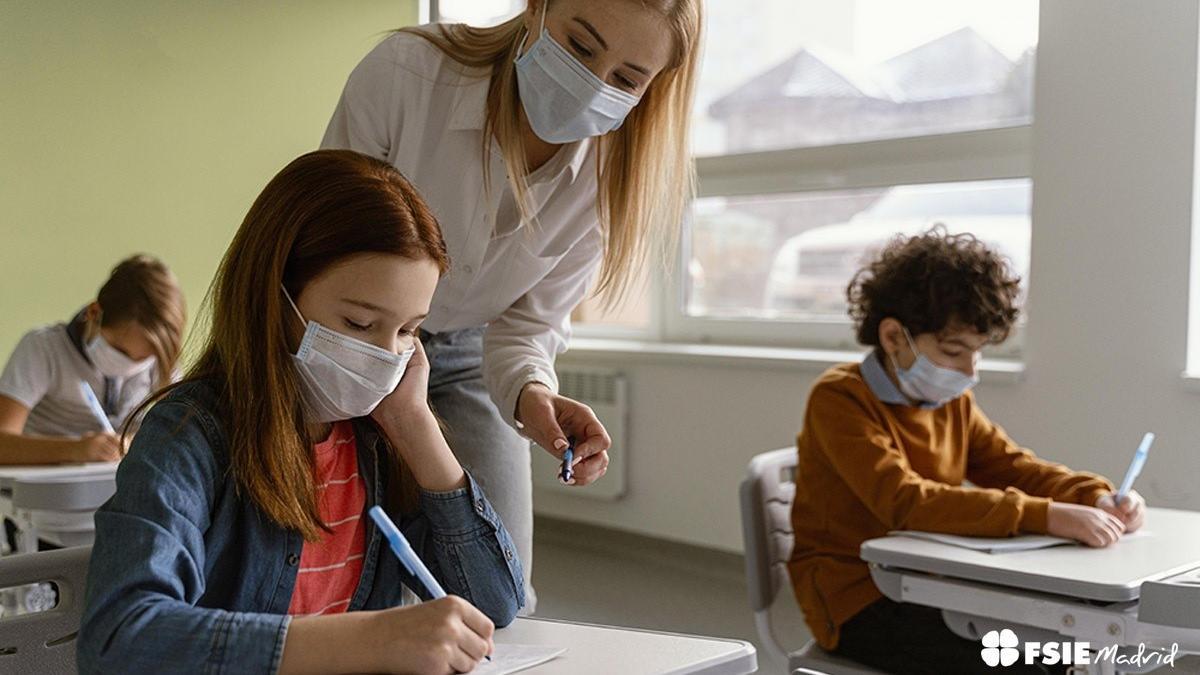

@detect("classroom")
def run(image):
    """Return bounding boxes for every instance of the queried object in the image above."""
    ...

[2,1,1199,673]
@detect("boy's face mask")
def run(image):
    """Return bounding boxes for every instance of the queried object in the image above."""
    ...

[889,327,979,407]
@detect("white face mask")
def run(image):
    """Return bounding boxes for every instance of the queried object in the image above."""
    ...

[283,286,415,423]
[889,328,979,407]
[86,334,155,379]
[514,3,641,144]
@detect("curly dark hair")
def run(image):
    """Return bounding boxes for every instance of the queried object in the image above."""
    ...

[847,226,1021,348]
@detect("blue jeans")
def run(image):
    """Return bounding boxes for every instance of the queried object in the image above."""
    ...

[423,326,538,613]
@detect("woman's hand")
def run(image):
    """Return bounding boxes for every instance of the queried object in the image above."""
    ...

[371,339,465,492]
[1046,502,1125,547]
[280,596,494,674]
[1094,490,1146,533]
[516,383,611,486]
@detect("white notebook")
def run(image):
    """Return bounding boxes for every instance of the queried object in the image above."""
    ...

[471,644,567,675]
[890,531,1076,553]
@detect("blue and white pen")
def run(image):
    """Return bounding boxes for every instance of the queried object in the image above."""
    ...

[79,381,114,434]
[367,506,491,660]
[1116,432,1154,505]
[369,505,445,599]
[559,437,575,484]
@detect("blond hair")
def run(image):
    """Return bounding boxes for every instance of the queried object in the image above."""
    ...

[401,0,702,305]
[92,254,186,387]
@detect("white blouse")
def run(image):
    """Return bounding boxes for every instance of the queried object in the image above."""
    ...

[321,30,604,427]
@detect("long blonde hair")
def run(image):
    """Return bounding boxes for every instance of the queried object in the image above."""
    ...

[401,0,702,305]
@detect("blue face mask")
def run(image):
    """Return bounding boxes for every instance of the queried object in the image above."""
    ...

[514,3,641,144]
[889,328,979,407]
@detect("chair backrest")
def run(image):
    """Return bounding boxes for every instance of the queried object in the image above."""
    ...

[740,447,798,613]
[0,545,92,675]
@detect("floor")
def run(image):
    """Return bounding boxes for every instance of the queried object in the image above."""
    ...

[531,515,809,673]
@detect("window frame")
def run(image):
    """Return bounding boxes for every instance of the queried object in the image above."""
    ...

[1190,114,1200,377]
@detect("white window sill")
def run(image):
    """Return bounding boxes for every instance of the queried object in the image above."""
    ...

[1183,372,1200,392]
[565,337,1025,384]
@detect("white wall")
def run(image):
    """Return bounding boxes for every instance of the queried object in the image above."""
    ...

[539,0,1200,553]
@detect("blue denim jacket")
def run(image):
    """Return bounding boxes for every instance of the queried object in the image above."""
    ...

[77,381,524,674]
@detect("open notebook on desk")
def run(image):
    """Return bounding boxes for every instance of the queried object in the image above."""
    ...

[890,531,1075,553]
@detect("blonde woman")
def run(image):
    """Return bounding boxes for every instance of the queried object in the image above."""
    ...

[322,0,702,608]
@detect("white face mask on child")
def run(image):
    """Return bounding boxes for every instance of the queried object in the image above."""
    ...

[86,334,155,380]
[889,327,979,407]
[282,286,414,422]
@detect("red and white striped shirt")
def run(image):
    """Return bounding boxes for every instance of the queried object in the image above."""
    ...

[287,421,366,617]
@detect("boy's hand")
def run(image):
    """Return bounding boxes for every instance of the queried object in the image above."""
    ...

[1046,502,1125,547]
[1094,490,1146,533]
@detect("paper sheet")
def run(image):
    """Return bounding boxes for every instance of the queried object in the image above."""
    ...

[471,644,567,675]
[891,531,1076,553]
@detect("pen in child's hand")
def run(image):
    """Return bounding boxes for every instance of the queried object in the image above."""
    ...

[368,506,491,661]
[79,381,115,434]
[1116,431,1154,505]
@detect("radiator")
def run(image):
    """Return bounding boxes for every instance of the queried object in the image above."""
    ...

[530,366,627,500]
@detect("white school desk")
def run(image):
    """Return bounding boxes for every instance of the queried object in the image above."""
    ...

[861,507,1200,675]
[495,617,758,674]
[0,462,117,553]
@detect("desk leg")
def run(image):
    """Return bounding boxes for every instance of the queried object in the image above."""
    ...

[12,509,38,554]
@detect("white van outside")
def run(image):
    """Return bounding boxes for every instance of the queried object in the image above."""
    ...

[763,179,1031,317]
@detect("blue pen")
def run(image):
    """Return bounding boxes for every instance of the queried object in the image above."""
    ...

[1117,432,1154,504]
[367,506,491,661]
[559,437,575,484]
[369,505,445,599]
[79,381,114,433]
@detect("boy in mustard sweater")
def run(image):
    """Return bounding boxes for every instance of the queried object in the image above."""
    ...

[788,228,1146,674]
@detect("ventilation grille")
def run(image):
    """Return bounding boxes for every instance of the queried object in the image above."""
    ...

[558,369,619,405]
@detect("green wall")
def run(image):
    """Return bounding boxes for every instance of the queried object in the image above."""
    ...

[0,1,419,360]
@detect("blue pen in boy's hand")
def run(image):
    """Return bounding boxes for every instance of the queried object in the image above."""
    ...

[1116,432,1154,505]
[559,437,575,484]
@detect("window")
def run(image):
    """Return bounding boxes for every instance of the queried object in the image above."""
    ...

[686,179,1030,322]
[693,0,1038,156]
[675,0,1038,351]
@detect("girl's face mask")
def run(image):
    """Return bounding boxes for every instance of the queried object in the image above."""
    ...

[86,332,155,380]
[283,286,414,422]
